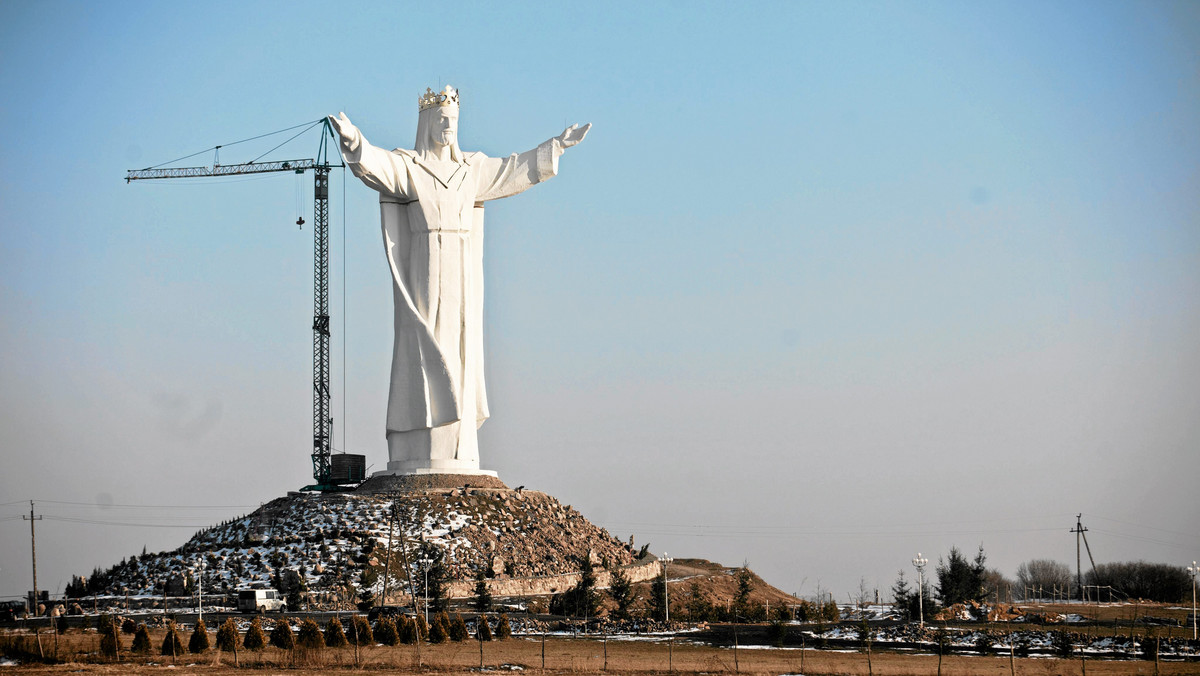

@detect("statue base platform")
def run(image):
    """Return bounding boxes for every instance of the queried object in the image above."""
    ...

[356,471,508,494]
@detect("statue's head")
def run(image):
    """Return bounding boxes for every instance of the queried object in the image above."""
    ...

[415,86,462,161]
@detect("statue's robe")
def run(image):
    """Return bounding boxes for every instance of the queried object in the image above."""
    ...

[339,126,562,468]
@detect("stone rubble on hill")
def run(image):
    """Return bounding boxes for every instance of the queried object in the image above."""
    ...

[80,489,635,601]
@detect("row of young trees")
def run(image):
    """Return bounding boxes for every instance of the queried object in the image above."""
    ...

[96,610,515,660]
[538,560,833,624]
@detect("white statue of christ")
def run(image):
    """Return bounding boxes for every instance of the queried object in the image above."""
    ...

[328,86,590,476]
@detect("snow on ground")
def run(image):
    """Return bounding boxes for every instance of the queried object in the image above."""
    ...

[65,490,634,610]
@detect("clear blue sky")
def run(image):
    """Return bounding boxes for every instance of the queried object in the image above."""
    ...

[2,0,1198,602]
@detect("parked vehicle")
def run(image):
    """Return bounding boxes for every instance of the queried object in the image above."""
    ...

[0,600,27,622]
[237,588,287,613]
[367,605,410,622]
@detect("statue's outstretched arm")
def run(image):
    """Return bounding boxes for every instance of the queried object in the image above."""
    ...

[475,123,591,202]
[327,112,355,141]
[327,112,412,198]
[556,123,591,149]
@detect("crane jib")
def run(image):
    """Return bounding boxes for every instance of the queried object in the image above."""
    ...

[125,159,322,181]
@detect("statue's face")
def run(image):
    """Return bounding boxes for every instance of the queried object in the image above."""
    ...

[430,107,458,148]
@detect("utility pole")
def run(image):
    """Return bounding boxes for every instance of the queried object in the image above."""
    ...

[395,507,420,611]
[1187,561,1197,641]
[420,558,433,626]
[23,501,42,616]
[662,553,672,624]
[1070,514,1088,601]
[381,497,397,608]
[198,557,204,624]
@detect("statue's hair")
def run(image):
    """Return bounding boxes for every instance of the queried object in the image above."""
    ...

[414,105,463,162]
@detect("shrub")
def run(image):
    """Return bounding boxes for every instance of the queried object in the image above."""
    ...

[243,618,267,651]
[974,631,993,656]
[270,618,296,650]
[98,615,120,658]
[429,615,449,643]
[415,613,429,641]
[216,618,238,652]
[131,624,152,654]
[188,618,210,653]
[374,617,399,646]
[551,559,600,618]
[121,618,137,634]
[496,614,512,640]
[477,615,493,641]
[936,546,988,606]
[1052,630,1074,658]
[347,616,372,646]
[933,626,951,655]
[161,622,184,657]
[449,613,469,642]
[324,617,348,648]
[1013,632,1031,658]
[609,569,635,620]
[473,568,493,612]
[296,619,324,650]
[767,618,788,647]
[1141,632,1159,661]
[398,616,417,644]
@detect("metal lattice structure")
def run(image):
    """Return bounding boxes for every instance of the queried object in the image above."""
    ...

[126,120,346,490]
[311,166,332,486]
[124,158,319,181]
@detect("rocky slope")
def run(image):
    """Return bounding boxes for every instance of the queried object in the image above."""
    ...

[81,487,636,602]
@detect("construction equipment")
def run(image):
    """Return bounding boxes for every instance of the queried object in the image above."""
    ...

[126,118,353,491]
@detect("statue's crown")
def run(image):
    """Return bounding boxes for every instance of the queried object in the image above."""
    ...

[419,86,459,111]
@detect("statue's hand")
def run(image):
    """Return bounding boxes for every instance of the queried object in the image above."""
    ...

[327,112,354,140]
[557,123,591,149]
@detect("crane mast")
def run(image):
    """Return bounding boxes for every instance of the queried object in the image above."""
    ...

[311,165,332,486]
[126,119,349,490]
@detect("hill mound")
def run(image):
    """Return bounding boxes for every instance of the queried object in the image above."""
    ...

[77,486,645,605]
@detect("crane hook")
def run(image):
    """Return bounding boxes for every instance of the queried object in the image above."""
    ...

[296,216,305,229]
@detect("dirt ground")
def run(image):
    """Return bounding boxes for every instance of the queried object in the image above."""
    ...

[5,630,1198,675]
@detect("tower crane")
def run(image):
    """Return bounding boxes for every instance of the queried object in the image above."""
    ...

[126,118,357,492]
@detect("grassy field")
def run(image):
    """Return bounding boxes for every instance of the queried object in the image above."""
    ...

[4,629,1198,675]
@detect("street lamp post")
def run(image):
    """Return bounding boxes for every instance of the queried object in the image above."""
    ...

[419,557,433,626]
[198,557,204,624]
[662,553,673,624]
[1188,561,1197,641]
[912,553,929,629]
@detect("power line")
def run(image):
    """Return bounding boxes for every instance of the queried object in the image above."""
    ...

[608,524,1065,539]
[40,516,216,529]
[608,513,1076,531]
[30,499,257,510]
[1090,528,1199,551]
[1088,513,1199,540]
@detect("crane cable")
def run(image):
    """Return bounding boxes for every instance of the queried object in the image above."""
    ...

[250,119,324,164]
[342,165,347,455]
[141,119,323,170]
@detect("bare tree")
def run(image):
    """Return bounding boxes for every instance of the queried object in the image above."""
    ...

[1015,559,1071,598]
